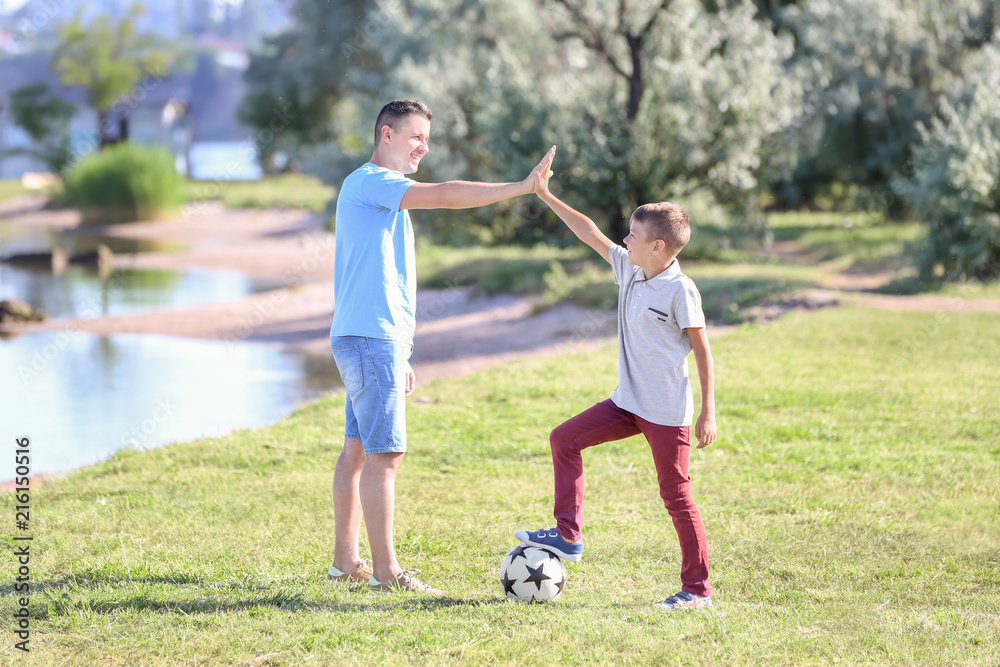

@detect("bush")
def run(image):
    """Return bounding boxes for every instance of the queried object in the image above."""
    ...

[64,143,185,223]
[893,45,1000,282]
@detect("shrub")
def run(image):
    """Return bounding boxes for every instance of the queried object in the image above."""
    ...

[64,143,185,223]
[893,45,1000,282]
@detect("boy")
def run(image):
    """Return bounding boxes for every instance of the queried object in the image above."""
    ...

[516,148,717,610]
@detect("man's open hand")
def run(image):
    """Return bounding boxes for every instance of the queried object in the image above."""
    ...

[404,361,416,397]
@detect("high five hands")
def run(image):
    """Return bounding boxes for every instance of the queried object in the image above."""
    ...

[528,145,557,197]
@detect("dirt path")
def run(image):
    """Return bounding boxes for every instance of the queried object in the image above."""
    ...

[845,292,1000,313]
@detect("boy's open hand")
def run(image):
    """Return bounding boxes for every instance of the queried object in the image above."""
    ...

[695,412,716,449]
[529,145,556,196]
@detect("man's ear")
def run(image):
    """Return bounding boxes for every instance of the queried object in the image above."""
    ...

[380,124,393,144]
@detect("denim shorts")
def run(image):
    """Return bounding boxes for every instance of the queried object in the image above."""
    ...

[330,336,413,454]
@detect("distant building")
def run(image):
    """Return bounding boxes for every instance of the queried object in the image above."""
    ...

[0,49,261,180]
[0,0,293,52]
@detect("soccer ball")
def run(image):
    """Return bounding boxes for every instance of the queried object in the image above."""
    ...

[499,545,566,603]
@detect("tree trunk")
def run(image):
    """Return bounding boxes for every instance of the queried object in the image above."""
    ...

[98,110,112,150]
[614,33,646,241]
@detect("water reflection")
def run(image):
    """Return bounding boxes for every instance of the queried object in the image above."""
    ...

[0,333,342,480]
[1,264,284,319]
[0,218,185,257]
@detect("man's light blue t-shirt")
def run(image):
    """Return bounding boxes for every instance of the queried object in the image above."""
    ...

[330,163,417,341]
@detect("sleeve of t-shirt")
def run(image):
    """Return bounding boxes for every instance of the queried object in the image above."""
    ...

[361,169,416,212]
[607,244,631,286]
[674,278,707,329]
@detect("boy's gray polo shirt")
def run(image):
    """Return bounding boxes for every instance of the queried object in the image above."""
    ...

[607,244,706,427]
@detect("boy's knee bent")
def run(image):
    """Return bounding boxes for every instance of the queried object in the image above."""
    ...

[659,481,694,508]
[549,422,576,454]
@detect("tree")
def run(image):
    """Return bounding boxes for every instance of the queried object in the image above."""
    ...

[51,3,177,149]
[238,0,382,173]
[244,0,803,245]
[535,0,803,239]
[777,0,993,209]
[4,83,75,174]
[350,0,803,243]
[892,44,1000,282]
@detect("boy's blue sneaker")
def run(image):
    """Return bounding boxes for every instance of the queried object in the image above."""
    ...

[514,527,583,561]
[654,590,712,611]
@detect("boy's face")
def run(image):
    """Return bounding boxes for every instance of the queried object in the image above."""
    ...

[623,218,661,267]
[381,114,431,174]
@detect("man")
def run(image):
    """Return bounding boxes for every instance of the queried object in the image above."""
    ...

[326,99,555,594]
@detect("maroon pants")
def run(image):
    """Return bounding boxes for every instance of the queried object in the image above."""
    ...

[550,399,710,596]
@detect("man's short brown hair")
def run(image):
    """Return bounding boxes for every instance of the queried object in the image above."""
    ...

[632,202,691,254]
[373,99,433,146]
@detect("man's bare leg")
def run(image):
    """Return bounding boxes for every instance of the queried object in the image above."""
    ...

[360,451,405,583]
[332,437,366,573]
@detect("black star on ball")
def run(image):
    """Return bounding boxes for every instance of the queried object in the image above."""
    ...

[501,572,519,596]
[507,545,529,560]
[524,562,552,591]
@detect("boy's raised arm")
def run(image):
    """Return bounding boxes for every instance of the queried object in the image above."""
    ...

[533,148,614,263]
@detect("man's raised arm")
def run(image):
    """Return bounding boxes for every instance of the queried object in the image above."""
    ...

[400,147,556,210]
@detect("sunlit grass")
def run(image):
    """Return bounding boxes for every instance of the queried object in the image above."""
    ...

[186,173,335,212]
[4,306,999,664]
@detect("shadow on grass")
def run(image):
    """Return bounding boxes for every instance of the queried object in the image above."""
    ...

[74,594,504,616]
[871,276,950,295]
[12,571,510,618]
[697,277,811,324]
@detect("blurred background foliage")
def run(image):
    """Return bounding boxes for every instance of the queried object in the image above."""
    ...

[234,0,997,282]
[64,143,186,223]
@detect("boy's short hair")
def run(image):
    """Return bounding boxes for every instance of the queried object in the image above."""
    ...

[632,202,691,253]
[373,99,433,146]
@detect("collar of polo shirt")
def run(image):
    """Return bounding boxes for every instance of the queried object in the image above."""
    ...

[639,259,682,290]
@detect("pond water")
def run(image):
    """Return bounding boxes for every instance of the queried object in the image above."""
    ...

[2,263,285,319]
[0,332,342,481]
[1,218,284,318]
[0,217,341,482]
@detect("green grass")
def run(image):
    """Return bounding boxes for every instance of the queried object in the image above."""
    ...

[186,173,335,212]
[4,306,999,664]
[0,179,31,201]
[768,212,926,271]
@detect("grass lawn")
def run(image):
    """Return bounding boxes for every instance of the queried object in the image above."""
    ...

[186,173,335,212]
[4,306,999,665]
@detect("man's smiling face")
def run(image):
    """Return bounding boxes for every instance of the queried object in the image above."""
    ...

[383,114,430,174]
